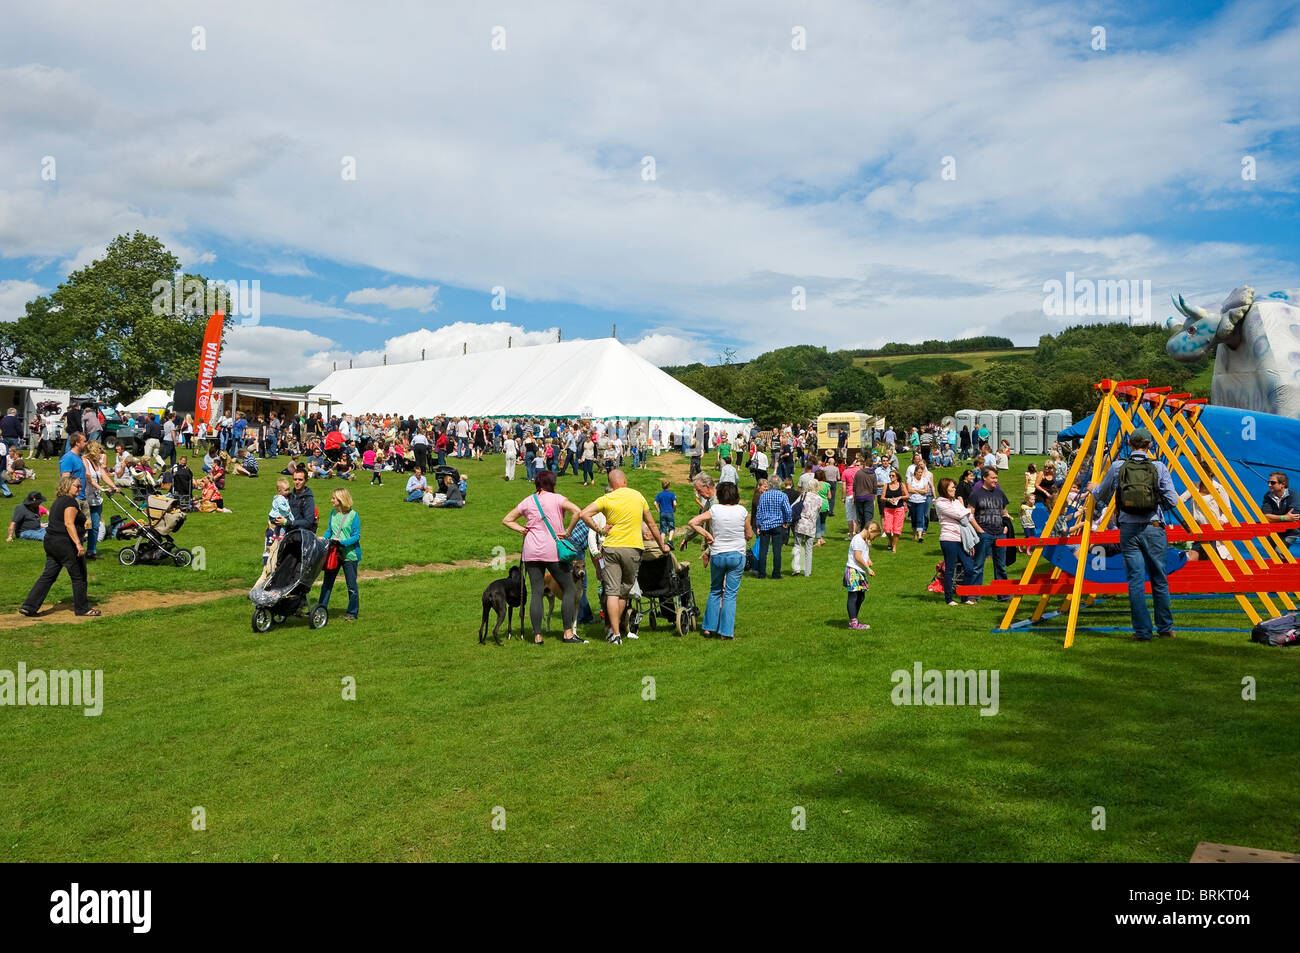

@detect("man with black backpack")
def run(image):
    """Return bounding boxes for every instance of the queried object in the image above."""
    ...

[1087,428,1184,642]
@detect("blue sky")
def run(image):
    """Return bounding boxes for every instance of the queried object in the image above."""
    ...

[1,0,1296,386]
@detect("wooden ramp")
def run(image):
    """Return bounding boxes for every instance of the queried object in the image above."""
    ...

[1190,842,1299,863]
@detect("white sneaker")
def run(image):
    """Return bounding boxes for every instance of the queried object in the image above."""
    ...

[606,632,622,645]
[624,631,639,639]
[948,601,959,606]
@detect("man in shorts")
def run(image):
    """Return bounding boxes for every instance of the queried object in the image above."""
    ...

[580,469,670,645]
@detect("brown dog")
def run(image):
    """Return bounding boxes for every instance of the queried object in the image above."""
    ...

[543,562,587,631]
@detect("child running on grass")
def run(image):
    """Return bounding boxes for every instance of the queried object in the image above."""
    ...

[654,479,677,542]
[264,477,291,563]
[844,520,881,630]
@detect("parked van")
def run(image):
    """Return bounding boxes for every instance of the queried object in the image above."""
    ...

[817,413,885,453]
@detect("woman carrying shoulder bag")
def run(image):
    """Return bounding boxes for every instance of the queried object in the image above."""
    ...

[501,469,594,644]
[318,488,361,621]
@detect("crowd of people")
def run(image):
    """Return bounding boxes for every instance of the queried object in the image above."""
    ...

[7,401,1298,642]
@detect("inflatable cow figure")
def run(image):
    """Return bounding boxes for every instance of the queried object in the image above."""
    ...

[1166,285,1300,419]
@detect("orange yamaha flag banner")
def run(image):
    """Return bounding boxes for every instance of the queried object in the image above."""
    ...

[196,311,224,425]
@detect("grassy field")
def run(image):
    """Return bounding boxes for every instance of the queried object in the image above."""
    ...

[1,449,1296,861]
[853,348,1038,391]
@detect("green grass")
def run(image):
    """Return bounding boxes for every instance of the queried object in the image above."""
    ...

[879,356,973,379]
[854,348,1037,391]
[1,451,1296,861]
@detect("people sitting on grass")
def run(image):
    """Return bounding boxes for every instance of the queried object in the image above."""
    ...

[6,490,47,542]
[430,473,465,507]
[197,476,231,513]
[309,450,331,480]
[236,447,259,477]
[405,467,427,502]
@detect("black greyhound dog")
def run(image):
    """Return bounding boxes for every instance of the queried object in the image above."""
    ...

[479,564,527,644]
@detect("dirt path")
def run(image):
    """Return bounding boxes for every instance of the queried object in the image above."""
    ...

[0,558,495,630]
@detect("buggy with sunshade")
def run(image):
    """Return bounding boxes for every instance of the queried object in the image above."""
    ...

[106,492,194,567]
[248,528,330,631]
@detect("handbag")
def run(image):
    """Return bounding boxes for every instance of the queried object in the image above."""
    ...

[324,542,341,571]
[535,493,579,563]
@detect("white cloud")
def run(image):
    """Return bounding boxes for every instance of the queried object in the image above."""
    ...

[0,1,1295,357]
[220,325,344,386]
[0,279,45,321]
[260,292,379,324]
[628,333,700,367]
[345,284,439,312]
[221,320,565,387]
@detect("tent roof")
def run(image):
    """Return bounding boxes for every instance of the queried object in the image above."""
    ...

[123,388,172,413]
[307,338,750,422]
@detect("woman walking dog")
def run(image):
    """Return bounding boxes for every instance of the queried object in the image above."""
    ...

[501,469,592,644]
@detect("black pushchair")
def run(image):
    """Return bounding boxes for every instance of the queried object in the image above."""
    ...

[108,492,194,567]
[622,548,700,636]
[249,528,330,631]
[434,464,460,485]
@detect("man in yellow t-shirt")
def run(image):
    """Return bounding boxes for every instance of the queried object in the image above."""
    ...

[580,469,670,644]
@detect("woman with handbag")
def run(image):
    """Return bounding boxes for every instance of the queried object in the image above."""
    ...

[318,488,362,621]
[501,468,592,644]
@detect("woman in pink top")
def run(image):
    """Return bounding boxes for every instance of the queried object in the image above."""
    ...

[501,468,592,644]
[934,476,984,606]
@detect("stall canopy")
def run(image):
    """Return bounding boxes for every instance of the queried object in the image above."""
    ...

[123,388,173,415]
[308,338,751,425]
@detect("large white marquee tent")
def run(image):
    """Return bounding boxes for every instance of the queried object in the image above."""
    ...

[308,338,751,437]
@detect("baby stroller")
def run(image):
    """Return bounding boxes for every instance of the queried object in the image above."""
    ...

[249,528,330,631]
[618,548,700,636]
[108,492,194,567]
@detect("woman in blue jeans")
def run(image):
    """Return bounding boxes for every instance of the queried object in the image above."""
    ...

[933,477,982,605]
[82,442,116,559]
[688,480,754,639]
[318,487,362,620]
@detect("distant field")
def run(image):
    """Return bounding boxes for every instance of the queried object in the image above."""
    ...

[854,348,1038,391]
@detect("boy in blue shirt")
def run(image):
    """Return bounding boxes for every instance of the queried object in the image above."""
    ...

[654,480,677,542]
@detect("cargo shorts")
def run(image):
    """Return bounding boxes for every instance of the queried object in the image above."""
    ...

[601,546,643,598]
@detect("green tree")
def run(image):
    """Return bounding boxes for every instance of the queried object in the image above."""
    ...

[748,345,852,389]
[0,232,229,404]
[825,366,885,411]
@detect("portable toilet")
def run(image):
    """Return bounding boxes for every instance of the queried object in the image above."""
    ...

[1045,409,1073,448]
[1020,410,1046,455]
[955,409,979,447]
[998,410,1022,453]
[976,410,998,447]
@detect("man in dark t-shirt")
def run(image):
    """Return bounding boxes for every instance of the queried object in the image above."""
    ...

[968,466,1010,601]
[7,491,46,541]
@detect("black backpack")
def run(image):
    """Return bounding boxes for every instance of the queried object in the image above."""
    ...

[1117,457,1158,514]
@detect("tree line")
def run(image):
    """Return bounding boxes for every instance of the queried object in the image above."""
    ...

[666,327,1210,428]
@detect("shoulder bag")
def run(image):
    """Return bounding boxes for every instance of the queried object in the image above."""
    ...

[534,493,579,563]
